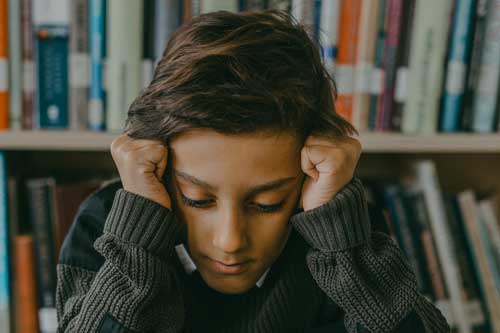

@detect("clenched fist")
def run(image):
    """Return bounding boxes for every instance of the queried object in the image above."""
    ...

[110,134,172,209]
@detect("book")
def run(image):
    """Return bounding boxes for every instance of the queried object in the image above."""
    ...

[26,178,58,333]
[0,0,8,130]
[318,0,340,78]
[69,0,90,130]
[0,152,10,333]
[415,160,472,332]
[51,180,100,259]
[392,0,416,131]
[154,0,181,66]
[201,0,239,13]
[352,0,379,132]
[33,0,71,129]
[334,0,362,124]
[106,0,143,132]
[458,190,500,332]
[143,0,155,88]
[21,0,35,130]
[368,0,388,131]
[402,0,454,134]
[440,0,476,132]
[267,0,291,11]
[375,0,404,132]
[471,0,500,133]
[8,0,23,130]
[88,0,106,131]
[14,235,40,332]
[462,0,489,132]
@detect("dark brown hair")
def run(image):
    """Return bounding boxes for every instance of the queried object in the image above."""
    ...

[125,9,357,145]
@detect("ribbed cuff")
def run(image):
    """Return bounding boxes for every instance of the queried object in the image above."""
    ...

[290,177,371,252]
[103,189,184,259]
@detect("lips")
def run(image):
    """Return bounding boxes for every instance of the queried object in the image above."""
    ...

[209,258,250,275]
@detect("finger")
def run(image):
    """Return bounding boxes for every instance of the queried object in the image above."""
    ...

[154,146,168,180]
[301,145,320,181]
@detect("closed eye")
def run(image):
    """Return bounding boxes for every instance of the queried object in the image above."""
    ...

[179,194,285,213]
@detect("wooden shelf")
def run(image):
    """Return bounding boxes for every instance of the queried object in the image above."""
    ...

[1,130,500,153]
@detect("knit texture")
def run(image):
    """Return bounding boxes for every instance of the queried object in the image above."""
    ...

[56,177,450,332]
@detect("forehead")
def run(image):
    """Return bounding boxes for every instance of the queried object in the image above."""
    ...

[168,129,301,185]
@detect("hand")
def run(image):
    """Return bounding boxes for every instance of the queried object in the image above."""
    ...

[299,135,362,211]
[110,134,172,209]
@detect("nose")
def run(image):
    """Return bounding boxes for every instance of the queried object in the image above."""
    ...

[212,205,248,254]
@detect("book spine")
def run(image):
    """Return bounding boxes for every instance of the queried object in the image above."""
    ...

[392,0,416,131]
[352,0,380,132]
[368,0,387,131]
[334,0,362,124]
[8,0,23,130]
[416,161,472,332]
[14,235,40,332]
[0,0,8,130]
[201,0,239,13]
[440,0,476,132]
[402,0,454,134]
[143,0,155,89]
[319,0,340,77]
[69,0,90,130]
[267,0,291,12]
[0,153,10,333]
[243,0,266,10]
[471,0,500,133]
[106,0,143,132]
[33,0,71,129]
[458,191,500,331]
[182,0,192,23]
[88,0,106,131]
[462,0,488,132]
[375,0,403,132]
[27,178,58,333]
[154,0,170,64]
[21,0,35,130]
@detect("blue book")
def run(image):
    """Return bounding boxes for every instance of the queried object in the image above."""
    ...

[89,0,106,131]
[313,0,321,42]
[440,0,476,132]
[0,152,10,333]
[35,26,70,128]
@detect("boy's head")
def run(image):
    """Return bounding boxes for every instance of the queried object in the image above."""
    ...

[125,9,356,294]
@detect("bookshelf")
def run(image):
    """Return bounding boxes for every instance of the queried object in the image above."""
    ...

[3,130,500,153]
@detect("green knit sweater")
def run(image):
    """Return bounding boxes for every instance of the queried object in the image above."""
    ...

[55,177,450,332]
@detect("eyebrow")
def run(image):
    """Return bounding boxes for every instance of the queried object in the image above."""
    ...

[173,169,299,196]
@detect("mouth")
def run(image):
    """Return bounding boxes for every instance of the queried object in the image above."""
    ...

[208,258,251,275]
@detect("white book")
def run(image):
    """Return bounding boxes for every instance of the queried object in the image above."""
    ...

[415,160,472,333]
[106,0,143,132]
[8,0,22,130]
[319,0,340,77]
[201,0,238,13]
[458,191,500,332]
[402,0,453,134]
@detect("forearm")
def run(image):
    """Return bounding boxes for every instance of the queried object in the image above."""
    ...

[56,190,186,332]
[291,177,450,332]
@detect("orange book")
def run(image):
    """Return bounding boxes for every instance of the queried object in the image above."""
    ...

[14,235,40,333]
[334,0,362,124]
[0,0,9,129]
[183,0,192,23]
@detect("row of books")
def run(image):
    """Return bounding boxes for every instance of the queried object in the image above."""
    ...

[0,0,290,133]
[1,151,500,332]
[364,160,500,333]
[0,151,107,333]
[1,0,499,135]
[294,0,500,134]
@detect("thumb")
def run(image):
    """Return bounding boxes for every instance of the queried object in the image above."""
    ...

[301,145,319,181]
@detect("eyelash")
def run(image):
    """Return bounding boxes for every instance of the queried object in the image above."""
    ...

[179,194,285,213]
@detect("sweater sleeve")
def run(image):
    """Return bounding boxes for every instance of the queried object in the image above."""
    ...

[56,189,186,333]
[290,177,450,333]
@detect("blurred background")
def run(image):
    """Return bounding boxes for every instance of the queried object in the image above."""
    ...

[0,1,499,332]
